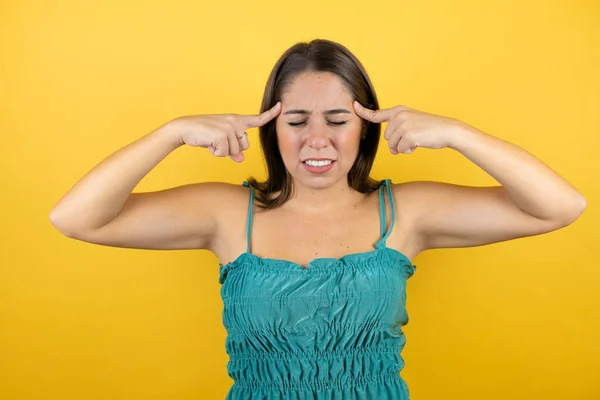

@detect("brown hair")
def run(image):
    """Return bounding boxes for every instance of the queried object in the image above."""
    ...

[247,39,383,209]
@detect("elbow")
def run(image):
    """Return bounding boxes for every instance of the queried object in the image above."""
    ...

[572,193,587,221]
[49,209,69,237]
[556,193,587,228]
[49,207,107,242]
[49,207,80,239]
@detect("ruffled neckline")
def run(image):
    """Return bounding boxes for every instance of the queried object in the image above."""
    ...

[218,247,416,283]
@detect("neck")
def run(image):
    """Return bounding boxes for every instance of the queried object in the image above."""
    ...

[283,178,365,215]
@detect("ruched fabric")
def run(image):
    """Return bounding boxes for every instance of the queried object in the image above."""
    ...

[218,179,416,399]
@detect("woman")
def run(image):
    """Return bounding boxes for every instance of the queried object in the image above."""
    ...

[50,39,586,399]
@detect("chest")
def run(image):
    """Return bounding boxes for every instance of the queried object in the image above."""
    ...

[256,213,379,263]
[213,187,417,269]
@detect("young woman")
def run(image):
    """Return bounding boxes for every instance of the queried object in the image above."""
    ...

[50,39,586,399]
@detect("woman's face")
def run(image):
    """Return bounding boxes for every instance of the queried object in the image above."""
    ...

[275,71,363,189]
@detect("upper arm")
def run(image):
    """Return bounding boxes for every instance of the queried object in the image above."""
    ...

[60,182,236,251]
[393,181,575,251]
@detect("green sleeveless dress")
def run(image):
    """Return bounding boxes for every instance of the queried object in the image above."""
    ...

[218,178,417,399]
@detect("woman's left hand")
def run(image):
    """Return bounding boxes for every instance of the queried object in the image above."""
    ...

[353,101,468,154]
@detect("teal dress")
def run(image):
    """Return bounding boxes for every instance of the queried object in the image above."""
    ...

[218,179,417,399]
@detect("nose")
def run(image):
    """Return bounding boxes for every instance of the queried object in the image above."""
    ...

[304,120,331,149]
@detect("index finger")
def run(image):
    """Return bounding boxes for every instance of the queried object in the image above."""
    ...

[241,102,282,128]
[353,101,396,123]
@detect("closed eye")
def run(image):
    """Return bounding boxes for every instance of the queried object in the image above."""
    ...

[287,120,348,127]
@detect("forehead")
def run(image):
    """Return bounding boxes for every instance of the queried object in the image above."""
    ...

[281,72,353,106]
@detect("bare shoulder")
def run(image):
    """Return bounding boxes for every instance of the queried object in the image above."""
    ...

[389,180,428,204]
[147,180,252,253]
[390,180,451,208]
[388,181,434,218]
[389,180,481,236]
[198,180,253,248]
[390,180,474,215]
[154,180,252,253]
[188,180,251,222]
[163,180,250,215]
[388,180,484,255]
[191,180,250,200]
[386,181,432,256]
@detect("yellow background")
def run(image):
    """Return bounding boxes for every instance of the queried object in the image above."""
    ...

[1,0,598,399]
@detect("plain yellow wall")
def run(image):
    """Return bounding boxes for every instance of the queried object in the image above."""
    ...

[1,0,598,399]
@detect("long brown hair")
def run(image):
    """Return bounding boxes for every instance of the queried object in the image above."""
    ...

[247,39,383,209]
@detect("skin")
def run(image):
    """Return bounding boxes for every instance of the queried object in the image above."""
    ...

[274,71,366,214]
[49,70,586,268]
[259,70,587,262]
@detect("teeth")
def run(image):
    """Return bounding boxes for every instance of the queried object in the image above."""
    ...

[305,160,333,167]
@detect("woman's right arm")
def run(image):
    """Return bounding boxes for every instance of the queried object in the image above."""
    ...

[49,102,281,250]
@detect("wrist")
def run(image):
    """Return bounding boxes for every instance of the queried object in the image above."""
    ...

[447,121,484,152]
[153,118,186,150]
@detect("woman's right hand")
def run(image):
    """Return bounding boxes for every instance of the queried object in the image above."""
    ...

[172,102,281,163]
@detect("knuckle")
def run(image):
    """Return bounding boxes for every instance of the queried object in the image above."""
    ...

[226,121,238,132]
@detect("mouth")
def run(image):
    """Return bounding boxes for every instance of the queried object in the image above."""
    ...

[301,158,336,163]
[301,158,337,173]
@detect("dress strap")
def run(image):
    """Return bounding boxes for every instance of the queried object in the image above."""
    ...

[376,179,396,249]
[242,181,254,254]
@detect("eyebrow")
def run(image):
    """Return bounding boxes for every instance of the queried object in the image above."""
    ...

[282,109,351,116]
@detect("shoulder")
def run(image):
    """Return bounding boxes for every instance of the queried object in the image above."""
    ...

[170,181,251,229]
[390,180,457,207]
[389,180,429,211]
[172,181,250,205]
[388,181,454,250]
[198,179,253,213]
[390,180,469,220]
[175,181,251,252]
[189,180,251,211]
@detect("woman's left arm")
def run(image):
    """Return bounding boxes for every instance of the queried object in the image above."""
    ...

[449,125,585,224]
[353,101,587,250]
